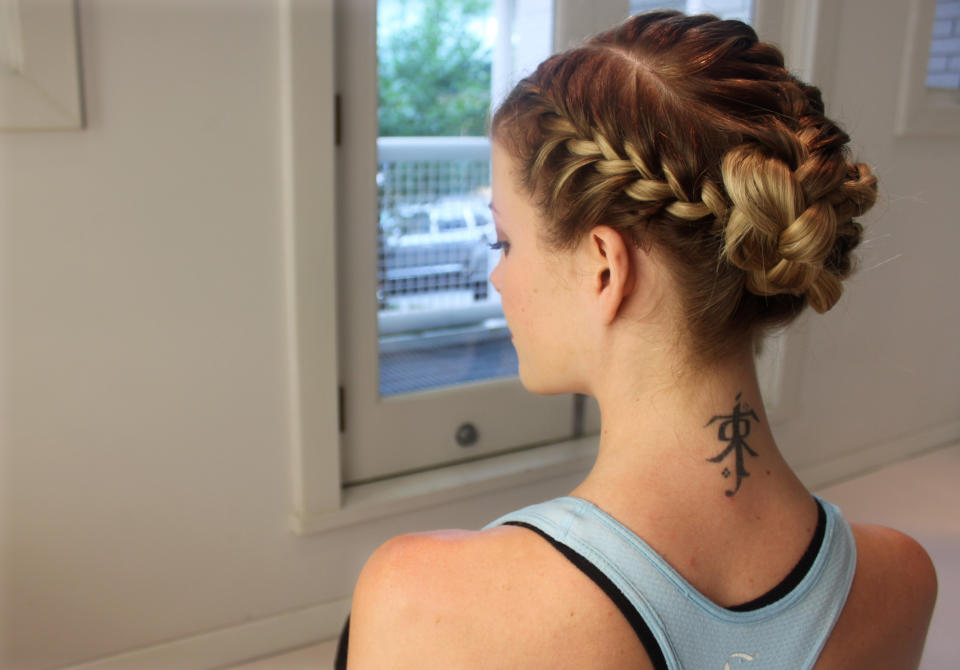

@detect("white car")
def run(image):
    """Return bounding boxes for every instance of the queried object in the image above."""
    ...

[379,197,494,301]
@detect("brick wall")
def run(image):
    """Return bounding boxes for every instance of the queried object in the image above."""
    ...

[929,0,960,89]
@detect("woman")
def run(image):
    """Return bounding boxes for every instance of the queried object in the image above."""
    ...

[343,11,936,669]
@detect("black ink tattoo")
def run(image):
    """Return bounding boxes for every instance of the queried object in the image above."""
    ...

[705,392,760,497]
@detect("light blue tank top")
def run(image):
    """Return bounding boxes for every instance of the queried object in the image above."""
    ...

[484,495,856,670]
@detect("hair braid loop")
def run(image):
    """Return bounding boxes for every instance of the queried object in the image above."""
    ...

[661,165,688,204]
[700,180,729,223]
[625,179,675,201]
[623,142,657,180]
[666,200,713,220]
[779,199,838,263]
[592,132,621,161]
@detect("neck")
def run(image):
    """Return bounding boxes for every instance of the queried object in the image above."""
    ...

[567,332,820,610]
[572,347,809,520]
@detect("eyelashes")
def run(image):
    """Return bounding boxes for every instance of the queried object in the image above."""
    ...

[489,240,511,254]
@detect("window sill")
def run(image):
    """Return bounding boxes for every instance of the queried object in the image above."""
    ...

[290,434,599,536]
[289,326,798,537]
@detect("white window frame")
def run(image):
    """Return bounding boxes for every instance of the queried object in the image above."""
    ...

[286,0,802,536]
[280,0,344,526]
[336,0,581,488]
[897,0,960,137]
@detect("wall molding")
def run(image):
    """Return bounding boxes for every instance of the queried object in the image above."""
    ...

[61,597,350,670]
[798,419,960,491]
[0,0,84,131]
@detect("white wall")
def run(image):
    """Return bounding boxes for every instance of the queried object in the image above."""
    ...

[0,1,957,669]
[773,0,960,475]
[1,2,367,668]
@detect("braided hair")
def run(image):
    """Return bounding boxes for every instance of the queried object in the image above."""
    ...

[492,11,877,361]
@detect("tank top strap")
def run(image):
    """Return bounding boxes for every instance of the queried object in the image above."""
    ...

[484,495,857,670]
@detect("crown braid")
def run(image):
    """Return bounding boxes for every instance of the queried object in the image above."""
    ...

[492,10,877,360]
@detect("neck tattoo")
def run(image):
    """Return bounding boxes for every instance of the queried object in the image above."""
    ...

[705,392,760,497]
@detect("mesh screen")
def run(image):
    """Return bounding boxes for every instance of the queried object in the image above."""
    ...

[376,153,514,395]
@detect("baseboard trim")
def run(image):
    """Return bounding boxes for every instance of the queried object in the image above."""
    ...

[62,597,350,670]
[799,419,960,491]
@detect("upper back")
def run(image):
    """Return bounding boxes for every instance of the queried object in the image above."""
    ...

[485,496,859,670]
[347,515,936,669]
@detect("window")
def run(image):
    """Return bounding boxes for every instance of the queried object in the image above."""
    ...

[375,1,555,397]
[895,0,960,136]
[338,0,578,486]
[628,0,753,23]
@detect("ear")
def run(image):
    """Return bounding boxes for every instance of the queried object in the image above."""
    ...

[584,226,635,325]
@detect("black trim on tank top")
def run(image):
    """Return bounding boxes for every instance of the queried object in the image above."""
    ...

[334,614,349,670]
[503,521,670,670]
[727,498,827,612]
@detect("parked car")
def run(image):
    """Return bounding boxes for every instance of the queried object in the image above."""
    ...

[378,197,493,303]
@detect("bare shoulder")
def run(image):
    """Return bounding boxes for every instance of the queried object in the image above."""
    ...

[852,523,937,590]
[352,528,484,611]
[816,523,937,670]
[346,527,524,669]
[849,523,938,622]
[347,525,651,669]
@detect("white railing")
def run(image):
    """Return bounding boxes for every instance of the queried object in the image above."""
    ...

[379,301,503,335]
[377,136,491,162]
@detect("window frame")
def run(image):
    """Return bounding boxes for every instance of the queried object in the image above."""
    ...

[897,0,960,137]
[281,0,344,524]
[336,0,582,488]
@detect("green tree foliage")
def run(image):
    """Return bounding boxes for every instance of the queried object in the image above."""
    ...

[379,0,493,136]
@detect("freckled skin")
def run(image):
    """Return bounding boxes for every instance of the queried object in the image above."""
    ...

[488,143,585,394]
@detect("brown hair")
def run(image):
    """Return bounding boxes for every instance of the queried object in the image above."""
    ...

[491,11,877,362]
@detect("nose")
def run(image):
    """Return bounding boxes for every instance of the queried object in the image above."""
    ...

[489,256,502,294]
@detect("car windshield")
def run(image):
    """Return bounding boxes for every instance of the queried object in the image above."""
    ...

[401,212,430,234]
[437,217,468,231]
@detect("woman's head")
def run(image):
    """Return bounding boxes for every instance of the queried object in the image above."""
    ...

[491,11,877,364]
